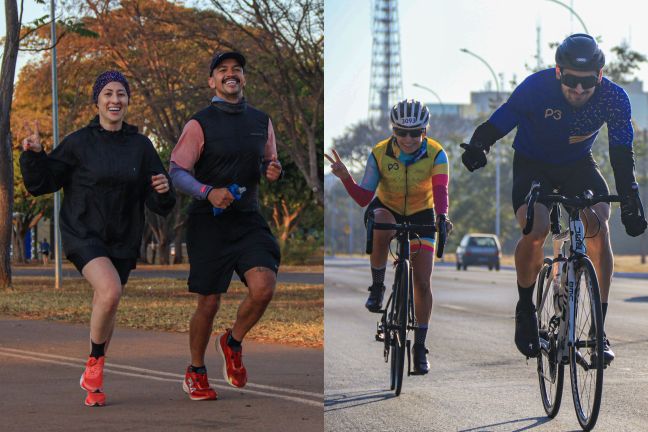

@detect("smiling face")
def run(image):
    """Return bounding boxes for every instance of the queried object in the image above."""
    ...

[393,129,426,154]
[208,58,246,103]
[557,67,600,108]
[97,81,129,130]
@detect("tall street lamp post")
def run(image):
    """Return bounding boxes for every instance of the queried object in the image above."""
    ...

[460,48,502,237]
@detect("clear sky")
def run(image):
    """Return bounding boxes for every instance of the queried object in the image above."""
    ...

[325,0,648,151]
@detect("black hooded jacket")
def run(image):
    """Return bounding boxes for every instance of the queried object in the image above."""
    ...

[19,116,176,259]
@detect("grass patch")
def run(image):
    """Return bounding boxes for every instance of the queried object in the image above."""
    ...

[1,277,323,348]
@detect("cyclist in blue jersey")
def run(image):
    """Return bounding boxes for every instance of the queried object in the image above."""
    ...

[460,34,647,362]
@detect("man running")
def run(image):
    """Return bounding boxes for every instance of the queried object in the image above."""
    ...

[170,51,283,400]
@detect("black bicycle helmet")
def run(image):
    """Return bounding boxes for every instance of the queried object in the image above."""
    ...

[555,33,605,71]
[390,99,430,130]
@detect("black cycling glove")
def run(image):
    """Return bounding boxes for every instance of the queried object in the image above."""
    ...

[620,184,647,237]
[460,121,504,172]
[460,143,487,172]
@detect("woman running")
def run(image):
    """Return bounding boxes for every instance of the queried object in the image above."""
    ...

[19,70,176,406]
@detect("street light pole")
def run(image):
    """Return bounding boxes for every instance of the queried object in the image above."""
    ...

[460,48,502,237]
[413,83,445,115]
[545,0,589,34]
[51,0,62,289]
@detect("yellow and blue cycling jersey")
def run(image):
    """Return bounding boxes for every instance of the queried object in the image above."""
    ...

[358,136,449,216]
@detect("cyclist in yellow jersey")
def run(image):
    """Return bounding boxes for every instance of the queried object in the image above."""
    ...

[326,99,452,374]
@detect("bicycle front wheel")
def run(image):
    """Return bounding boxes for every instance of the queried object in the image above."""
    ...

[569,257,604,431]
[390,260,409,396]
[536,259,564,418]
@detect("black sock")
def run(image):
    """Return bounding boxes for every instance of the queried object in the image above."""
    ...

[602,302,608,326]
[90,340,106,359]
[190,365,207,374]
[517,282,535,305]
[227,333,242,351]
[414,325,428,346]
[371,266,386,287]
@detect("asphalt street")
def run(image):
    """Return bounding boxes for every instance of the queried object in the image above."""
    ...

[324,257,648,432]
[0,318,323,432]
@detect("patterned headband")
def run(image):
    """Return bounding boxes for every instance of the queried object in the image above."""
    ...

[92,70,131,103]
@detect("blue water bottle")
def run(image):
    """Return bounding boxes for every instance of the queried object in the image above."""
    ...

[213,184,247,216]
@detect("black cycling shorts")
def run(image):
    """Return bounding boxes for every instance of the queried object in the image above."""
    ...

[363,198,436,238]
[186,211,281,295]
[512,151,609,214]
[68,246,136,285]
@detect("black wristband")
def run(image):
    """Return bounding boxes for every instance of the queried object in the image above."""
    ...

[469,121,504,152]
[609,145,637,196]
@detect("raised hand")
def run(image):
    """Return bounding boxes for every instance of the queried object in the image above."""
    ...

[22,121,43,152]
[266,154,282,182]
[324,149,351,180]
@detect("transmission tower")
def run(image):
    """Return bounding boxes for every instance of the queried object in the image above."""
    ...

[368,0,403,126]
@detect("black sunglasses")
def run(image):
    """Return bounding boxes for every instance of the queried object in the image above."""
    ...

[560,73,599,90]
[393,128,425,138]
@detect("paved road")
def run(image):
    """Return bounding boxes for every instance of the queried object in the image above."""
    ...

[324,257,648,432]
[12,267,323,285]
[0,318,322,432]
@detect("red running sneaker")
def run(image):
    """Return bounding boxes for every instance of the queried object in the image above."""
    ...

[183,366,217,401]
[84,390,106,407]
[80,356,105,392]
[217,329,247,388]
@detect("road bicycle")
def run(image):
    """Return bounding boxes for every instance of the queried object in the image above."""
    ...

[367,212,446,396]
[523,181,636,431]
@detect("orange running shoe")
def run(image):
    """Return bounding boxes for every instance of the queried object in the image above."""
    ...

[217,329,247,388]
[183,366,218,401]
[80,356,105,392]
[84,390,106,407]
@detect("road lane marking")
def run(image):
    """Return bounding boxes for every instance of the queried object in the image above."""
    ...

[0,347,322,407]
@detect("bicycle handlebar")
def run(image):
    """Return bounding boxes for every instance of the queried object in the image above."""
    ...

[523,181,623,235]
[365,212,446,258]
[523,181,541,235]
[436,215,447,259]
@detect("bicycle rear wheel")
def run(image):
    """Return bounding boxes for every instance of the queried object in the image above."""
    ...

[569,257,604,431]
[390,260,409,396]
[536,259,564,418]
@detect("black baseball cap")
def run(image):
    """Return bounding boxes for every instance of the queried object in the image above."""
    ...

[209,51,246,76]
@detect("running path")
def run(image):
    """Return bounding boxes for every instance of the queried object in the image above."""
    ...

[0,318,322,432]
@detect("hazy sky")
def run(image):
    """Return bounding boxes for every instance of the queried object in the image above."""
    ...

[325,0,648,150]
[5,1,648,152]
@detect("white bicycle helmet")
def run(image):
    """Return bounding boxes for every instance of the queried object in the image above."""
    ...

[390,99,430,130]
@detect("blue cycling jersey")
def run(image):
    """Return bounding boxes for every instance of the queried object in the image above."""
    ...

[489,68,633,164]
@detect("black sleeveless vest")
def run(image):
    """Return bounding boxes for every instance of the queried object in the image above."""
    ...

[189,103,269,214]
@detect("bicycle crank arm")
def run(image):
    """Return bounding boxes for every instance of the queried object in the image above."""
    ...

[574,350,590,371]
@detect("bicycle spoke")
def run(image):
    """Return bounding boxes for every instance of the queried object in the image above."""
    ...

[569,257,604,430]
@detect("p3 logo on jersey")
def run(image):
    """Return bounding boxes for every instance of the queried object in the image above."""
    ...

[544,108,562,120]
[388,163,399,171]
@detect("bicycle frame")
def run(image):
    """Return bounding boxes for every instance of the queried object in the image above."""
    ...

[540,208,588,365]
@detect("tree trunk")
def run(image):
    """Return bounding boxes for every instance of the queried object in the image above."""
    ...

[0,0,20,288]
[11,219,26,264]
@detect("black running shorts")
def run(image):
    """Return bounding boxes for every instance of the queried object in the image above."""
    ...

[186,211,281,295]
[68,246,136,285]
[512,151,609,214]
